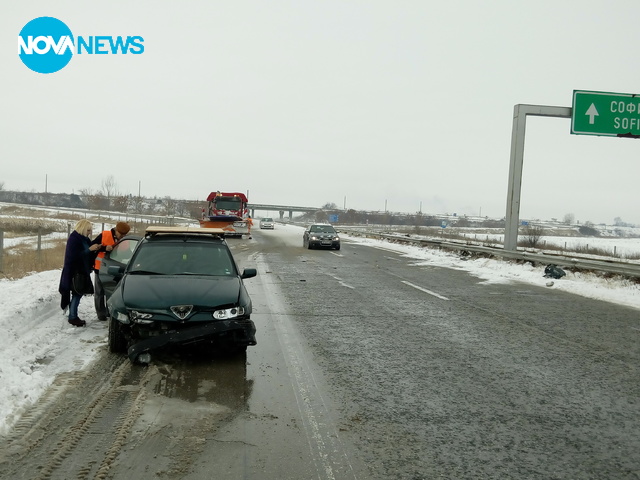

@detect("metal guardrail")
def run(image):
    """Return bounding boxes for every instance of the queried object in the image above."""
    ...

[341,229,640,279]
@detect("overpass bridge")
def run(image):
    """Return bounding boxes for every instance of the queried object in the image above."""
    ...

[247,203,321,221]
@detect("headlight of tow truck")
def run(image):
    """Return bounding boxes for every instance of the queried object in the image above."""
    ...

[213,306,245,319]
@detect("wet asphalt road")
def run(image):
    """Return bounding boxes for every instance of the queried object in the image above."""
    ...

[242,226,640,479]
[1,225,639,479]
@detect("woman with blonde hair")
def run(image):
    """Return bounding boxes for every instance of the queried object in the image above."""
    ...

[58,219,101,326]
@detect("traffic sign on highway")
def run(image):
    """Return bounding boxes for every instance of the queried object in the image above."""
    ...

[571,90,640,138]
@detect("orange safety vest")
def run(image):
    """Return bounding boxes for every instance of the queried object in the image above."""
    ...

[94,230,116,271]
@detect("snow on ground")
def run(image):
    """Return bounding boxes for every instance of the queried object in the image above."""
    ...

[1,223,639,436]
[344,234,640,310]
[456,232,640,258]
[3,232,69,251]
[0,270,108,435]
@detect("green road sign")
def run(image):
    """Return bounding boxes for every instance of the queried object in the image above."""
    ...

[571,90,640,138]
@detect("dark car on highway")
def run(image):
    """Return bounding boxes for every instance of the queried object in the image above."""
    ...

[303,224,341,250]
[98,226,257,363]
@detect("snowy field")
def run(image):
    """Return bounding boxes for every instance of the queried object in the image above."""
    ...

[458,233,640,259]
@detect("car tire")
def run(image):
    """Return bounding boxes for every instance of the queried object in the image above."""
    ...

[108,316,127,353]
[335,244,341,250]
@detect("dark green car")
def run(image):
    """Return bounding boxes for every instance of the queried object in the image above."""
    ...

[98,227,257,363]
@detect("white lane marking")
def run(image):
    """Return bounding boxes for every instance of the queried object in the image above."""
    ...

[402,280,449,300]
[329,275,355,289]
[330,251,343,257]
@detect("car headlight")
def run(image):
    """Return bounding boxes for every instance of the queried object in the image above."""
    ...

[213,306,245,319]
[113,310,131,324]
[333,236,340,241]
[311,235,318,240]
[131,310,155,324]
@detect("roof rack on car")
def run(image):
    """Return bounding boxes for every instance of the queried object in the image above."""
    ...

[145,226,227,237]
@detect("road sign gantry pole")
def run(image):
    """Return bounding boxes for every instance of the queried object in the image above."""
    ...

[504,104,571,251]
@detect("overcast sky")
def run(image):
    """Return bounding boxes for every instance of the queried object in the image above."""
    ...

[2,1,640,225]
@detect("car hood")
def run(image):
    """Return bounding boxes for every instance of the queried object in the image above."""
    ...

[121,274,241,309]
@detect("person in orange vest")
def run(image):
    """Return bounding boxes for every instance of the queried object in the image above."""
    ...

[91,221,131,321]
[246,215,253,238]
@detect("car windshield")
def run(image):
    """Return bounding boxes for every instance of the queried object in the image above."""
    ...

[262,218,273,222]
[129,242,236,276]
[310,225,336,233]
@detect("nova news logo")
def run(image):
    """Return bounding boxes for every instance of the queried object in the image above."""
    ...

[18,16,144,74]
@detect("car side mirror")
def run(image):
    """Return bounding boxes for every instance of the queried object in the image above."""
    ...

[241,268,257,279]
[107,265,125,277]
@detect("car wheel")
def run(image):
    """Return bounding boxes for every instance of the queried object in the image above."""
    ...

[308,242,313,249]
[108,316,127,353]
[335,244,341,250]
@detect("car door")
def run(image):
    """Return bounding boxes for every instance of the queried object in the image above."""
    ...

[98,235,141,299]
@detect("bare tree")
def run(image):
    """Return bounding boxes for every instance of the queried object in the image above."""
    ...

[521,224,545,248]
[162,196,177,216]
[613,217,629,227]
[175,201,188,217]
[87,193,109,211]
[101,175,119,199]
[562,213,575,225]
[0,181,5,191]
[112,195,129,213]
[131,195,145,214]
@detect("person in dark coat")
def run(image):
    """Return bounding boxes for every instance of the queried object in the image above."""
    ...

[91,221,131,321]
[59,219,101,327]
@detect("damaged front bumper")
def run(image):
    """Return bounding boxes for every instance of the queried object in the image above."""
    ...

[126,319,256,363]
